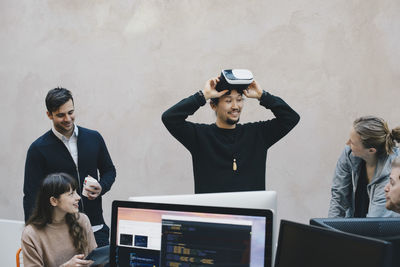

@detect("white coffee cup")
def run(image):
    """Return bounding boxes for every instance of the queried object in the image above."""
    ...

[82,176,99,197]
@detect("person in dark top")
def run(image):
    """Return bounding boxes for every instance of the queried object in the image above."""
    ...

[162,75,300,193]
[23,87,116,247]
[329,116,400,218]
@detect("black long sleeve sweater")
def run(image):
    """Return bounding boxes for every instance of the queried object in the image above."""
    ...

[162,91,300,193]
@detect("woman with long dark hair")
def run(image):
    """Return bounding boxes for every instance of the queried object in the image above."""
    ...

[329,116,400,218]
[21,173,97,267]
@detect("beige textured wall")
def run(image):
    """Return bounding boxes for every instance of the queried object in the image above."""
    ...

[1,0,400,226]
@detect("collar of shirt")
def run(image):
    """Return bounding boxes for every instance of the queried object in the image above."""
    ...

[51,124,79,141]
[51,124,79,166]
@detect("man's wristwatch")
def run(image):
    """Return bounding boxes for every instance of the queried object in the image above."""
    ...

[198,90,205,100]
[259,90,267,101]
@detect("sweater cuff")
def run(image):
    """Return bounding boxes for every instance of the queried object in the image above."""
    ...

[194,91,207,106]
[259,90,273,106]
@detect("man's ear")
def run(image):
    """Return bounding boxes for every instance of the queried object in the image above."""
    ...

[49,196,58,207]
[210,102,217,111]
[47,111,53,120]
[368,147,377,154]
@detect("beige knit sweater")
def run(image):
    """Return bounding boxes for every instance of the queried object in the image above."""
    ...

[21,213,97,267]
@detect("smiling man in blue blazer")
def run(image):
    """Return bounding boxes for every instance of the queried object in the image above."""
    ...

[23,87,116,247]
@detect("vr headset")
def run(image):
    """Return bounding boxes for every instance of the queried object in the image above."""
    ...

[215,69,254,93]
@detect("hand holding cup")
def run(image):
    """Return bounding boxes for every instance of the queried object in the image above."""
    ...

[82,176,102,200]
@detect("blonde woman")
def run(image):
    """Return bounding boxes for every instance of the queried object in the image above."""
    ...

[329,116,400,218]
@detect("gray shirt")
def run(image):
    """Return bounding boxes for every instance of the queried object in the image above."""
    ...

[329,145,400,218]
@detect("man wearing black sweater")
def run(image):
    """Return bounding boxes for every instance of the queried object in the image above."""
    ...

[162,76,300,193]
[23,87,116,247]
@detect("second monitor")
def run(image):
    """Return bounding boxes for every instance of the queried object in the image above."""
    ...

[275,220,393,267]
[310,217,400,267]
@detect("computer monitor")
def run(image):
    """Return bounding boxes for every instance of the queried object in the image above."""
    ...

[110,200,274,267]
[310,217,400,267]
[274,220,393,267]
[129,190,278,261]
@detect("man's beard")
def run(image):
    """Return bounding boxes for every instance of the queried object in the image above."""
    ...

[226,117,240,125]
[386,201,400,213]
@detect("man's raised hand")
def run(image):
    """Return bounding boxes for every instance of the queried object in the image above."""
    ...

[202,77,228,100]
[244,80,263,99]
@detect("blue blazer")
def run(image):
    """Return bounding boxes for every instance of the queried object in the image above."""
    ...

[23,126,116,226]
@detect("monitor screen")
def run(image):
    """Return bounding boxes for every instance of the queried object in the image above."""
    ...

[128,190,278,262]
[274,220,393,267]
[110,200,273,267]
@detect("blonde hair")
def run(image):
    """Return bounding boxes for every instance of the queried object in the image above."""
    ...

[353,116,400,156]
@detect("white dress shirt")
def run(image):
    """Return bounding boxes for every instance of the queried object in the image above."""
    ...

[51,124,78,167]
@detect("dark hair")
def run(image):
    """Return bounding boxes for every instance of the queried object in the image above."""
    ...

[353,116,400,156]
[210,89,243,105]
[26,173,88,254]
[45,87,74,113]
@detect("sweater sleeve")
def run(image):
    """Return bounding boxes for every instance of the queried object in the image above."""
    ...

[80,213,97,254]
[95,132,116,196]
[21,226,45,267]
[328,147,353,217]
[161,92,206,152]
[257,91,300,148]
[23,144,46,222]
